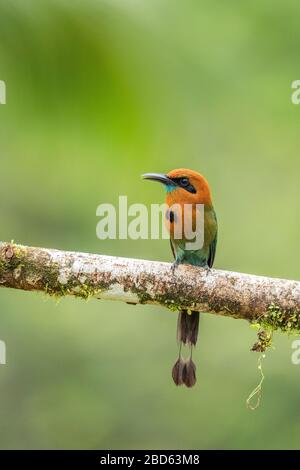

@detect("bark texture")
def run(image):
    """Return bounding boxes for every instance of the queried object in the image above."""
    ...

[0,242,300,325]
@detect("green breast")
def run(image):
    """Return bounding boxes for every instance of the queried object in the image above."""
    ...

[171,206,217,267]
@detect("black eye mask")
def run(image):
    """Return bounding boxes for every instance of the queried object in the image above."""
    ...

[169,177,196,194]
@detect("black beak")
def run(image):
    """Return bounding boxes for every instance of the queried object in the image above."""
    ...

[142,173,176,186]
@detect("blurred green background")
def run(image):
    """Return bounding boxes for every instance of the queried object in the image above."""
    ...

[0,0,300,450]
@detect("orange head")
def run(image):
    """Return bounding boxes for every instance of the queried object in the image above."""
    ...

[142,168,213,207]
[143,169,214,241]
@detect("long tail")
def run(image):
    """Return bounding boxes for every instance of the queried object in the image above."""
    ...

[172,310,199,388]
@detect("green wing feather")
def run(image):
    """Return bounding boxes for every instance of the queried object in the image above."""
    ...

[207,209,217,268]
[207,231,217,268]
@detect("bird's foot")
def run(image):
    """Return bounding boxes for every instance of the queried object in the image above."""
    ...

[205,265,211,277]
[171,259,180,275]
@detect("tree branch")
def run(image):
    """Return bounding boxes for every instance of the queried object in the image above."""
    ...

[0,241,300,327]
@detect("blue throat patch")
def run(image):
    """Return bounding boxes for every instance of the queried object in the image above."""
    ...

[165,185,177,193]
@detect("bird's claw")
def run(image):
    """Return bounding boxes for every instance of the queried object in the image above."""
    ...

[205,266,211,276]
[171,260,180,275]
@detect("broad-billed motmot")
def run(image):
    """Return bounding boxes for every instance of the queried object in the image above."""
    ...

[143,169,218,388]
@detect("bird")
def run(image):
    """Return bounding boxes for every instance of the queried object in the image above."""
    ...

[142,169,218,387]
